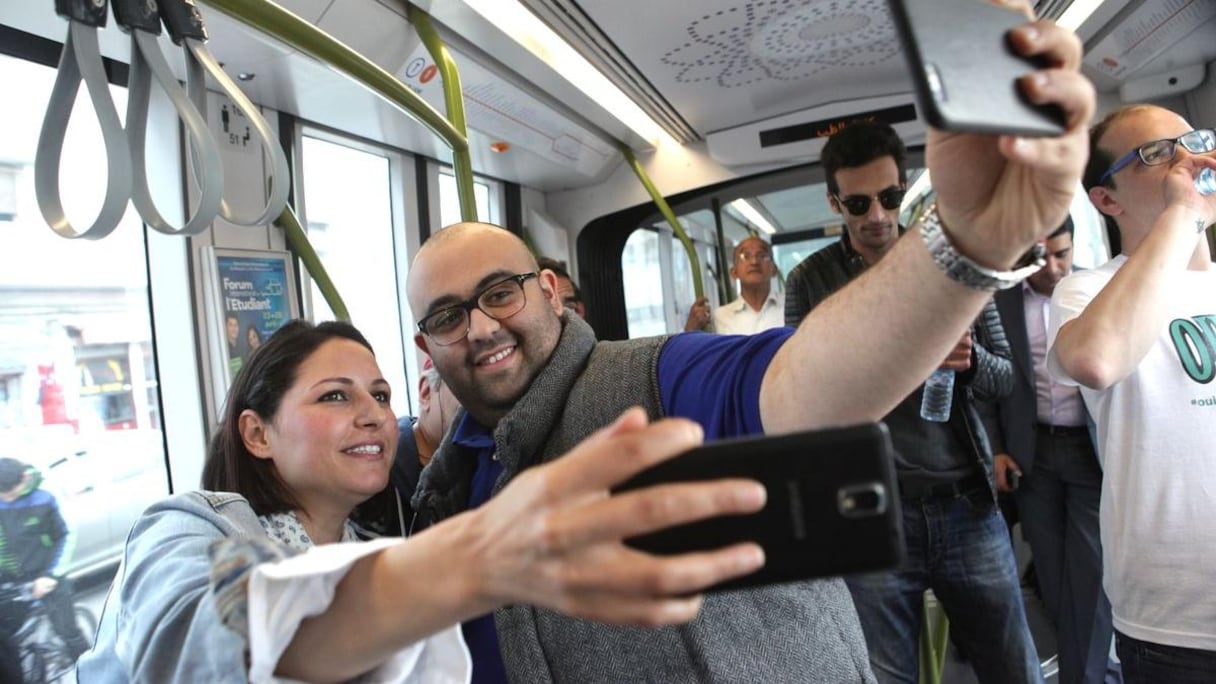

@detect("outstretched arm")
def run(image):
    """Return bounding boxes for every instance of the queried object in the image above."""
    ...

[277,409,765,681]
[760,12,1093,433]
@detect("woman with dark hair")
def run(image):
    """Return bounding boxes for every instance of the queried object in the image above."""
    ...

[78,320,765,682]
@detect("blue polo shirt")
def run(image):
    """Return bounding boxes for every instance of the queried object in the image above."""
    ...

[658,328,792,438]
[451,413,507,684]
[454,327,792,682]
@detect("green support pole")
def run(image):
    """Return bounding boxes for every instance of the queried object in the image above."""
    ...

[620,147,704,300]
[407,6,478,223]
[200,0,468,162]
[198,0,481,311]
[277,206,351,323]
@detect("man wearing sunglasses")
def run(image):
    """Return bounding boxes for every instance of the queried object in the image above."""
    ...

[785,120,1038,682]
[1048,104,1216,682]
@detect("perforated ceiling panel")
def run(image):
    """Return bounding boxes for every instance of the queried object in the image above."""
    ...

[575,0,912,137]
[661,0,898,88]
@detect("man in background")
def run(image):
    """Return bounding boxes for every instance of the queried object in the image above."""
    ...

[785,120,1039,683]
[685,236,784,334]
[537,257,586,319]
[785,120,905,320]
[990,218,1113,684]
[1049,104,1216,682]
[0,457,92,679]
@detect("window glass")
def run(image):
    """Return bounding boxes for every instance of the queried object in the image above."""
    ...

[0,53,170,669]
[438,171,491,227]
[622,229,666,337]
[299,135,408,416]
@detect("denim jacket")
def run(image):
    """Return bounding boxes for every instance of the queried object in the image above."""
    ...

[78,491,468,683]
[77,492,266,683]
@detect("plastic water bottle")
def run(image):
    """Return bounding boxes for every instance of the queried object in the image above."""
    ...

[1198,168,1216,196]
[920,369,955,422]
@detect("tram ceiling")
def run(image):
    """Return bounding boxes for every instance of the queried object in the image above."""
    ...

[526,0,1216,163]
[2,0,1214,192]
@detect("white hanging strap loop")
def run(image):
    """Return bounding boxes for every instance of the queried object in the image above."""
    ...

[160,0,289,227]
[116,0,223,235]
[35,3,133,241]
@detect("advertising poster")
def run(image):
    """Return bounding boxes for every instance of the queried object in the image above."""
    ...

[204,248,298,400]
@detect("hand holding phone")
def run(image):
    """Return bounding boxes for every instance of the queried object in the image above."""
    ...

[887,0,1066,136]
[614,423,904,591]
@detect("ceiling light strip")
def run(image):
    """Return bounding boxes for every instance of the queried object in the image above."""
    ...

[460,0,677,148]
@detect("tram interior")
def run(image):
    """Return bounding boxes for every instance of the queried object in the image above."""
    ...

[0,0,1213,680]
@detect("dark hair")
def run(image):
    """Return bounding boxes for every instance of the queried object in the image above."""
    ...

[0,458,27,492]
[202,319,374,515]
[1083,105,1158,249]
[537,256,581,301]
[1049,215,1075,241]
[1083,105,1155,192]
[821,120,908,196]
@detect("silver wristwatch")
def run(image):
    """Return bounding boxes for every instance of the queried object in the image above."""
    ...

[919,204,1047,291]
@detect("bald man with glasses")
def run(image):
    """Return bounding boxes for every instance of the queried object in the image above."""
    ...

[684,236,785,334]
[1048,104,1216,682]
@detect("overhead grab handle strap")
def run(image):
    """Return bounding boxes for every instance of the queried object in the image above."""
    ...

[161,0,288,227]
[116,0,223,235]
[35,3,133,240]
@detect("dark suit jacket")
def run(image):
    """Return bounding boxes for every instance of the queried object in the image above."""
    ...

[992,286,1038,472]
[992,279,1094,474]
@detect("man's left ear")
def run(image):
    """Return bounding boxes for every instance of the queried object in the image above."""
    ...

[537,269,563,314]
[1087,185,1123,218]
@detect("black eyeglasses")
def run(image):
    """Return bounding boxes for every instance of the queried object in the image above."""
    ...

[833,186,905,216]
[1098,128,1216,185]
[417,272,538,346]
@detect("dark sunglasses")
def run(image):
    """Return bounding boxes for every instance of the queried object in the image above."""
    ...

[833,186,906,216]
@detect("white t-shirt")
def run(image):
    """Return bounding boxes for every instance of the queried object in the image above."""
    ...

[712,290,787,335]
[1047,255,1216,651]
[249,538,471,683]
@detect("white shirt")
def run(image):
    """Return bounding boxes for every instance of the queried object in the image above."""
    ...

[249,539,471,683]
[1047,255,1216,651]
[1022,281,1086,426]
[711,290,786,335]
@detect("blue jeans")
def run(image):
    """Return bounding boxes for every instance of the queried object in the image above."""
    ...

[1115,632,1216,683]
[846,488,1042,684]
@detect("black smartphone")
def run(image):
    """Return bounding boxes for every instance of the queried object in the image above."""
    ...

[614,423,904,592]
[887,0,1066,137]
[1008,469,1021,492]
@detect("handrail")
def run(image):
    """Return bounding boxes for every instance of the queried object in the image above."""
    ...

[197,0,483,314]
[620,147,704,300]
[276,206,351,323]
[199,0,471,185]
[407,5,478,223]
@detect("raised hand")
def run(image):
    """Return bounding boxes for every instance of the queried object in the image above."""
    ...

[471,407,766,625]
[927,2,1095,270]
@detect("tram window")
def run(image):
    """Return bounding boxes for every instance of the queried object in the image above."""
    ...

[623,228,668,337]
[298,133,410,415]
[438,171,493,226]
[772,232,839,278]
[0,54,171,589]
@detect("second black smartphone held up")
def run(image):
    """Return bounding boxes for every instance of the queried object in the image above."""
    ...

[615,423,904,592]
[887,0,1066,137]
